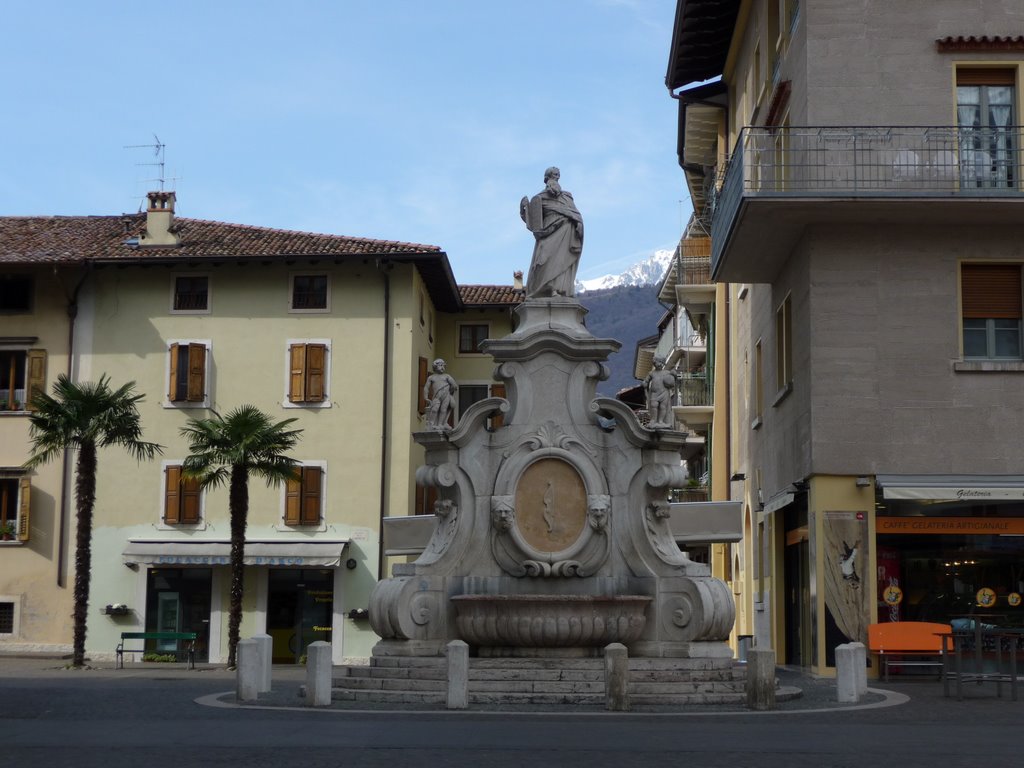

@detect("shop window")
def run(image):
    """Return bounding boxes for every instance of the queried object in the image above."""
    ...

[290,273,329,312]
[287,342,329,405]
[285,465,324,526]
[171,275,209,312]
[458,323,489,354]
[0,475,30,542]
[956,68,1016,189]
[163,465,202,525]
[0,348,45,411]
[167,342,209,405]
[961,263,1022,359]
[775,295,793,396]
[0,275,32,313]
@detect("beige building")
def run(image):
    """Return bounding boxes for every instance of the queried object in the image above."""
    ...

[0,192,519,662]
[668,0,1024,673]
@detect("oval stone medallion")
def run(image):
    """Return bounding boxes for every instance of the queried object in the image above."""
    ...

[514,458,586,553]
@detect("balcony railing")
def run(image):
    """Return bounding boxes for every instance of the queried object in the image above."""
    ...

[677,372,712,407]
[710,125,1024,273]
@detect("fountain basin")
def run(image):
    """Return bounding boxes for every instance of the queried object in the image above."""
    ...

[451,594,651,654]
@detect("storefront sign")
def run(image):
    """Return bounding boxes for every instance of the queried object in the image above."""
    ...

[976,587,997,608]
[882,585,903,606]
[883,486,1024,501]
[877,517,1024,535]
[154,554,309,566]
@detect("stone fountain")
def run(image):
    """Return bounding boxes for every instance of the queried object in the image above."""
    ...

[362,171,737,705]
[370,298,734,661]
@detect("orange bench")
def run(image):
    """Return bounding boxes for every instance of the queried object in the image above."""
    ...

[868,621,952,681]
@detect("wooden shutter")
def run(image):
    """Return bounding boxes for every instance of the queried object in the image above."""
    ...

[181,476,201,524]
[962,264,1022,318]
[17,476,30,541]
[490,383,506,429]
[418,357,429,415]
[305,344,326,402]
[285,472,302,525]
[288,344,306,403]
[168,343,180,401]
[415,484,438,516]
[25,349,46,411]
[164,465,181,524]
[301,466,322,525]
[186,343,206,402]
[957,68,1016,86]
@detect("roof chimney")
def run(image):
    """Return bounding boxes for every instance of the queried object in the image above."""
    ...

[139,191,180,247]
[513,270,524,290]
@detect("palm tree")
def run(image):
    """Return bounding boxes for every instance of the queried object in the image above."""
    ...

[25,375,162,668]
[180,405,302,668]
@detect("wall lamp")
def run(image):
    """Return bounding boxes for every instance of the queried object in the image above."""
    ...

[855,476,871,488]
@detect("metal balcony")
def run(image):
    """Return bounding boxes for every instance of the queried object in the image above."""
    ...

[709,125,1024,282]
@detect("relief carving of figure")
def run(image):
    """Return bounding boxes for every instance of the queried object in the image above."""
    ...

[520,167,584,298]
[423,358,457,432]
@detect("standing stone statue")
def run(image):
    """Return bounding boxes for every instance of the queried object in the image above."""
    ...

[644,357,678,429]
[520,167,584,298]
[423,358,458,431]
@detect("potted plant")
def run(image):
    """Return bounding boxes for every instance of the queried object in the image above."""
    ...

[0,522,16,541]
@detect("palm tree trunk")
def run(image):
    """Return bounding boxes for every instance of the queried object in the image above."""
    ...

[226,464,249,669]
[72,440,97,668]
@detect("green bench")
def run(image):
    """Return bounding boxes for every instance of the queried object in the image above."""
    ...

[116,631,197,669]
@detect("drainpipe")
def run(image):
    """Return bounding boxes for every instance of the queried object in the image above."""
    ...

[375,260,392,581]
[54,264,91,588]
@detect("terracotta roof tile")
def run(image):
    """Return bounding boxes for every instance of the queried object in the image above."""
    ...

[459,284,525,307]
[0,214,442,263]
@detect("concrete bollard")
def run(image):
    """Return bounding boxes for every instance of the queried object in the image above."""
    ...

[836,642,867,703]
[305,641,333,707]
[746,647,776,711]
[236,639,260,702]
[446,640,469,710]
[604,643,630,711]
[253,633,272,694]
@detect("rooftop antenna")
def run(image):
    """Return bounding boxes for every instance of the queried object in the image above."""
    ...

[125,134,167,190]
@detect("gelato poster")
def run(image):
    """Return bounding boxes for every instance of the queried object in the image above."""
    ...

[822,511,870,666]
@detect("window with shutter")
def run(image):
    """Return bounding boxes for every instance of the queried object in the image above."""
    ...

[490,383,506,429]
[0,348,45,411]
[164,465,202,526]
[285,465,324,526]
[418,357,429,415]
[286,341,330,405]
[962,263,1023,359]
[167,341,209,404]
[0,475,29,541]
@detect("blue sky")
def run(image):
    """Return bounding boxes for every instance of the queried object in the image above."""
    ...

[1,0,689,285]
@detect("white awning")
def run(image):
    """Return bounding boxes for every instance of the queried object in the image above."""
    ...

[669,501,743,544]
[123,540,349,567]
[876,475,1024,501]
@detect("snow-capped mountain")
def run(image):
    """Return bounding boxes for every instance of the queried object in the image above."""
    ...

[576,248,674,293]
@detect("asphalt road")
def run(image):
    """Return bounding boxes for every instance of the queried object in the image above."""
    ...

[2,659,1022,768]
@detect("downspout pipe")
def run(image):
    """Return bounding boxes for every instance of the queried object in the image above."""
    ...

[54,263,91,588]
[375,260,392,581]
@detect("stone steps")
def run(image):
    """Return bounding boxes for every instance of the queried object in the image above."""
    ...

[331,655,756,707]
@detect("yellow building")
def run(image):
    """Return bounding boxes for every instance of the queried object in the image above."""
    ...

[0,192,519,662]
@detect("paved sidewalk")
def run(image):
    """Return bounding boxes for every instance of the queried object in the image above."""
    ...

[4,653,1022,717]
